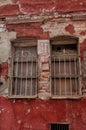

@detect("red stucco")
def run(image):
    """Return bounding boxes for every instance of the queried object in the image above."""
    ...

[6,23,49,39]
[0,4,19,16]
[80,39,86,59]
[65,24,75,35]
[80,31,86,36]
[0,97,86,130]
[0,0,86,16]
[1,1,86,130]
[0,62,8,76]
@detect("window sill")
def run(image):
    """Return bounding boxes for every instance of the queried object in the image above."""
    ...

[51,95,82,100]
[8,95,37,99]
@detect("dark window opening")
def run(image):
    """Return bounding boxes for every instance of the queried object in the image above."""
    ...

[51,124,69,130]
[52,44,77,55]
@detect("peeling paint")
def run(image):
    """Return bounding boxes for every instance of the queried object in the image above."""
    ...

[80,30,86,35]
[0,0,12,6]
[0,1,86,130]
[65,24,75,34]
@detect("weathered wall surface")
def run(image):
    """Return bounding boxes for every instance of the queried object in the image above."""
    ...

[0,23,16,95]
[0,1,86,130]
[1,97,86,130]
[1,17,86,97]
[0,0,86,16]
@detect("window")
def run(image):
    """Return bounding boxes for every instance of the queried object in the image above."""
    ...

[9,38,38,98]
[81,51,86,94]
[50,123,69,130]
[51,36,81,98]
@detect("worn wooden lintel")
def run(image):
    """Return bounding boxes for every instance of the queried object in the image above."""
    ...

[5,12,86,25]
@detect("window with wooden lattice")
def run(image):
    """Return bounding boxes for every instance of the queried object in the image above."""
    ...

[51,36,81,99]
[9,38,38,98]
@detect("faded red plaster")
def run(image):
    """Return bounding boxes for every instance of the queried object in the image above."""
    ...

[13,0,54,4]
[80,39,86,59]
[0,4,19,16]
[65,24,75,34]
[6,23,49,39]
[0,0,86,16]
[0,64,1,75]
[56,0,86,12]
[20,2,55,14]
[1,97,86,130]
[80,31,86,36]
[0,97,18,130]
[12,0,56,15]
[0,62,8,76]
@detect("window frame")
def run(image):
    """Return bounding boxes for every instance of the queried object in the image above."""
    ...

[50,35,82,99]
[8,37,38,99]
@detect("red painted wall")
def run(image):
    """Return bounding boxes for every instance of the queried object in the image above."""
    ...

[0,97,86,130]
[6,23,49,39]
[0,62,8,76]
[1,18,86,130]
[1,1,86,130]
[0,0,86,16]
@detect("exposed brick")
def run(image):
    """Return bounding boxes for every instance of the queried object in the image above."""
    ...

[39,76,49,81]
[42,63,49,71]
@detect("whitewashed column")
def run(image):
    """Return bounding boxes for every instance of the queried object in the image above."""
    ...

[37,40,50,100]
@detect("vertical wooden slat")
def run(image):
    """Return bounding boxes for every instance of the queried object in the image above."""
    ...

[78,56,81,95]
[69,55,72,96]
[14,57,18,95]
[74,57,77,95]
[20,50,23,95]
[35,57,38,95]
[54,57,56,95]
[25,55,28,96]
[10,58,13,96]
[64,55,67,96]
[30,57,33,96]
[59,56,61,96]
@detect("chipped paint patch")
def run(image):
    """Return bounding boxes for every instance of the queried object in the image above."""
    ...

[27,109,30,113]
[65,24,75,34]
[0,31,16,62]
[80,30,86,36]
[17,120,22,124]
[0,0,12,6]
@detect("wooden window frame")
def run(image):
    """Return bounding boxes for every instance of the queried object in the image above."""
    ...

[50,35,82,99]
[8,37,38,98]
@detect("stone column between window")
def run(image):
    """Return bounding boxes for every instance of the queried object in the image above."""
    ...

[37,40,50,100]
